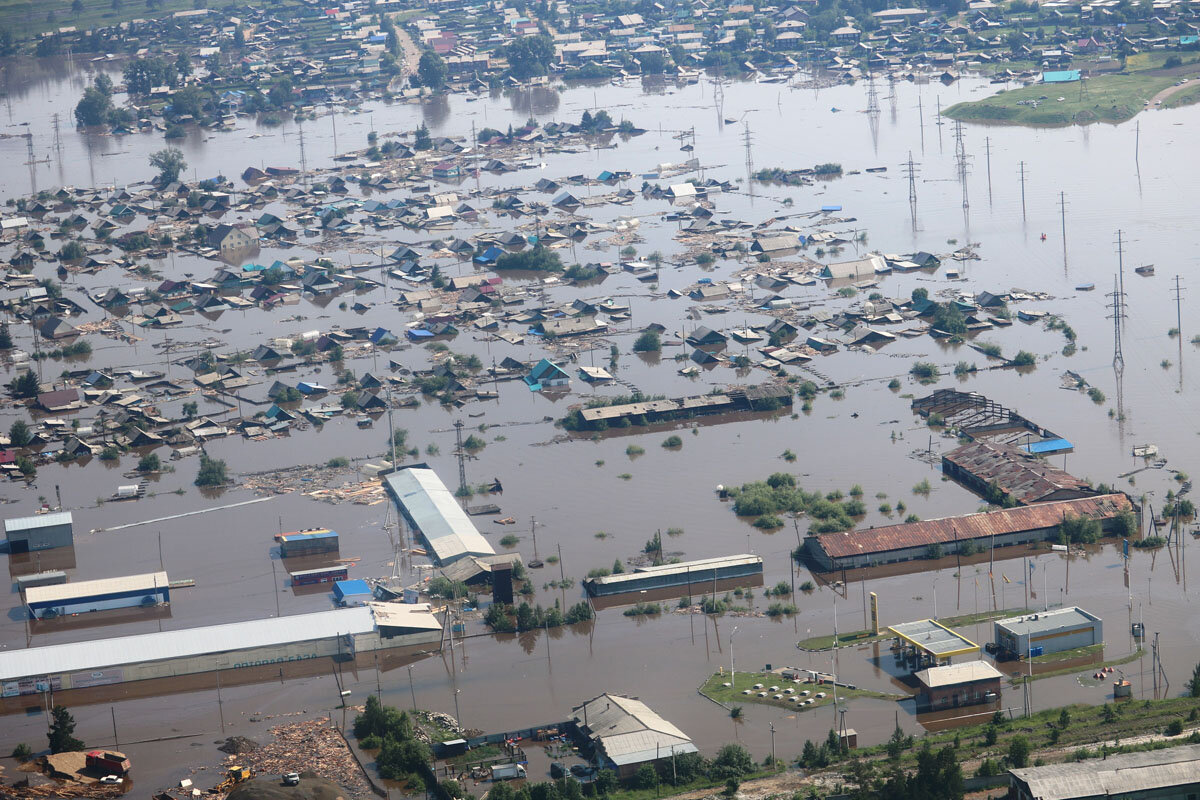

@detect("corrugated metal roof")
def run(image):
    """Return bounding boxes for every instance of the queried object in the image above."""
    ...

[914,660,1002,688]
[25,571,169,607]
[4,511,73,534]
[384,468,495,565]
[943,440,1093,504]
[0,607,377,681]
[588,555,761,587]
[995,606,1099,636]
[814,494,1131,559]
[1012,743,1200,800]
[571,694,697,766]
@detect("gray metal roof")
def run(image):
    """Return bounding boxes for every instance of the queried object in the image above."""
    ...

[0,606,378,681]
[914,660,1002,688]
[995,607,1099,636]
[571,693,697,767]
[384,468,495,565]
[587,555,761,588]
[4,511,73,534]
[888,619,979,657]
[1011,743,1200,800]
[25,571,169,607]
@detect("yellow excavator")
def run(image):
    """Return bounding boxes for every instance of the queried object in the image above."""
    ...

[211,766,252,793]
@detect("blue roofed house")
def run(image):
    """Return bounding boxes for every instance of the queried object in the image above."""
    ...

[525,359,570,391]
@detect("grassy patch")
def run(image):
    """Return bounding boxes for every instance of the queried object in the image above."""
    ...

[699,671,901,712]
[796,608,1032,651]
[945,72,1177,126]
[1028,643,1104,663]
[1019,646,1145,682]
[1161,82,1200,109]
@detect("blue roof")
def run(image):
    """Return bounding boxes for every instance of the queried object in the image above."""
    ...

[333,579,372,599]
[1021,438,1074,455]
[1042,70,1081,83]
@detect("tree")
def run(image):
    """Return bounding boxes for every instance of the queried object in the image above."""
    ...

[74,83,114,126]
[418,50,447,89]
[633,331,661,352]
[8,370,39,399]
[175,50,192,79]
[1188,662,1200,697]
[47,706,83,753]
[124,56,176,95]
[632,763,657,790]
[195,454,228,487]
[9,419,31,447]
[137,452,161,472]
[413,123,432,151]
[504,34,554,78]
[1007,736,1030,768]
[149,148,187,185]
[734,26,753,50]
[593,769,617,797]
[0,322,12,349]
[71,0,82,15]
[182,400,198,419]
[267,76,294,108]
[711,744,754,779]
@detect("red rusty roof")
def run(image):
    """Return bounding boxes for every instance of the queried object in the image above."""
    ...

[815,494,1132,559]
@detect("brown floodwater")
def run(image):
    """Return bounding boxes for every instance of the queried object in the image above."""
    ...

[1,53,1200,790]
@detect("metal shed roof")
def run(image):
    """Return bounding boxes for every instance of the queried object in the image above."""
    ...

[1012,742,1200,800]
[4,512,73,534]
[587,555,761,587]
[25,571,169,607]
[914,660,1002,688]
[888,619,979,658]
[571,693,698,766]
[0,606,377,681]
[994,607,1099,636]
[384,468,495,565]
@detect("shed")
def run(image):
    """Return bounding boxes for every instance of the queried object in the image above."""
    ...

[333,579,373,607]
[5,512,74,553]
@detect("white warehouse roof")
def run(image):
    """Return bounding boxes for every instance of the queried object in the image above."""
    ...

[914,660,1003,688]
[571,693,698,766]
[25,571,169,607]
[5,511,73,533]
[384,468,495,565]
[0,606,378,681]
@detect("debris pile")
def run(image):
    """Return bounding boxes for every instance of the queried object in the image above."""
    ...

[218,719,371,799]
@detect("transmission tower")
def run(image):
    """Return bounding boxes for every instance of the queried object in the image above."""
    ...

[24,133,36,195]
[953,120,970,211]
[52,113,62,154]
[865,72,880,115]
[742,123,754,179]
[454,419,468,499]
[1107,230,1129,368]
[904,151,920,230]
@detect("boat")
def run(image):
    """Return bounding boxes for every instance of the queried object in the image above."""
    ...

[1075,282,1095,291]
[1135,264,1155,275]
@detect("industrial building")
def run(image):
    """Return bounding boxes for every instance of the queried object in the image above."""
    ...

[803,494,1133,571]
[333,579,373,606]
[279,529,339,558]
[4,512,74,552]
[941,440,1096,505]
[911,390,1070,454]
[889,619,979,668]
[913,661,1002,710]
[290,565,348,586]
[1010,742,1200,800]
[25,572,170,620]
[583,554,763,597]
[568,693,698,779]
[384,467,495,565]
[0,603,442,700]
[993,607,1102,659]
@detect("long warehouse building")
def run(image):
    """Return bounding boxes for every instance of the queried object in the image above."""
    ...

[804,494,1134,571]
[584,554,763,597]
[384,466,495,565]
[0,603,442,699]
[25,571,170,619]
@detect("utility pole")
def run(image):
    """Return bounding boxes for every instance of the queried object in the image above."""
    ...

[1018,161,1027,221]
[984,136,992,199]
[742,123,754,200]
[298,122,308,187]
[1172,275,1185,338]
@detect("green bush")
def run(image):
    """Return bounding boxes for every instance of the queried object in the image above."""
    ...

[910,361,940,382]
[662,435,683,448]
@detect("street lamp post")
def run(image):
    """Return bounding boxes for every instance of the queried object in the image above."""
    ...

[730,626,739,688]
[453,688,462,730]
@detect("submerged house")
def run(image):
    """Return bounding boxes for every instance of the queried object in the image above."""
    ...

[524,359,570,391]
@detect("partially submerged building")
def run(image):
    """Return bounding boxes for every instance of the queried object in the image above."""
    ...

[803,494,1133,571]
[942,440,1096,505]
[0,603,442,699]
[568,694,698,779]
[383,467,496,565]
[583,554,762,597]
[25,571,170,619]
[993,607,1102,659]
[913,661,1002,710]
[4,512,74,553]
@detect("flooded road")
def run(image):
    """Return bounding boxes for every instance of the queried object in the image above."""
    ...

[1,53,1200,786]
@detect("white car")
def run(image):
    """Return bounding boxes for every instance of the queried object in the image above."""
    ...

[100,776,122,785]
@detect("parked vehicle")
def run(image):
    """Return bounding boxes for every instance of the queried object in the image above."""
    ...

[491,764,527,781]
[282,773,301,786]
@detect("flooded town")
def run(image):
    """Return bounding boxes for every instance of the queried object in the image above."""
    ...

[3,0,1200,798]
